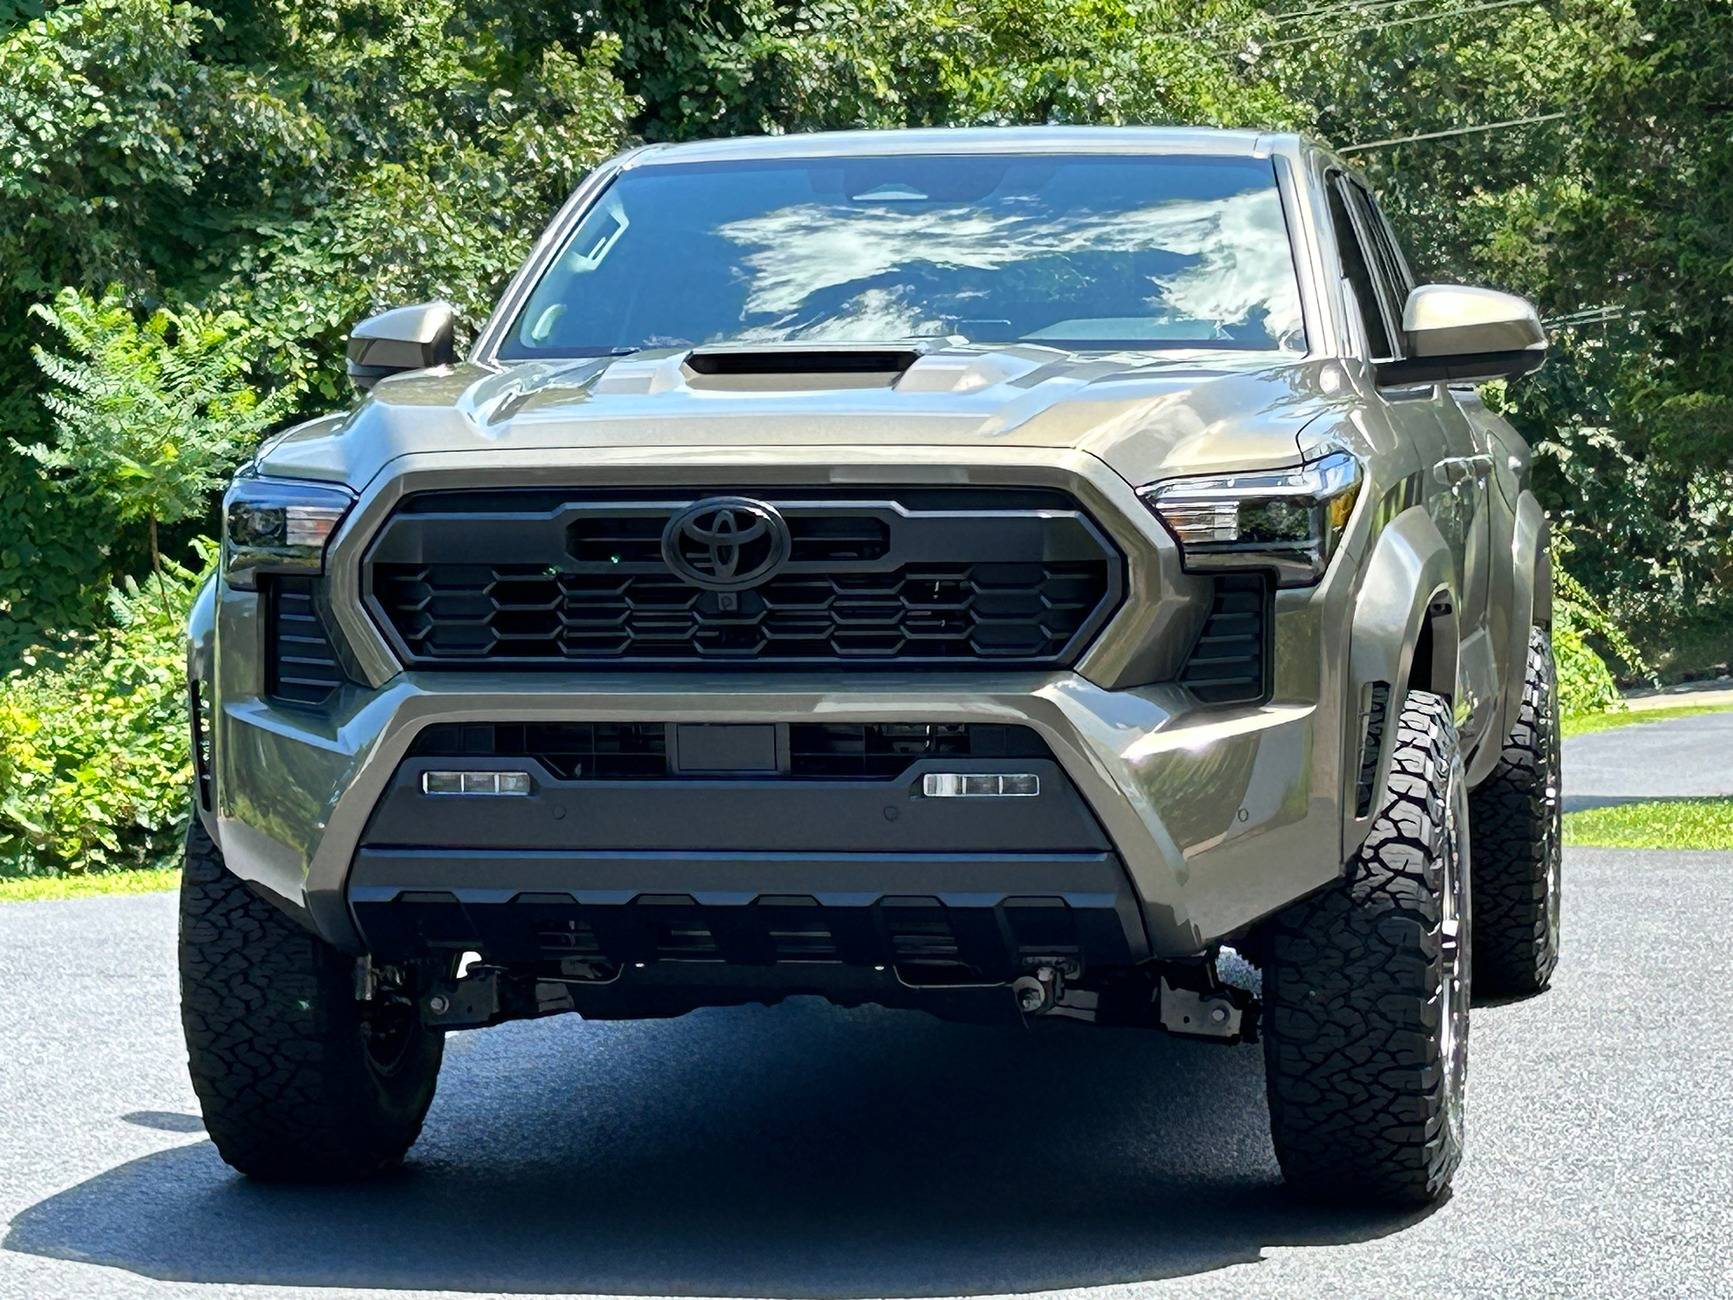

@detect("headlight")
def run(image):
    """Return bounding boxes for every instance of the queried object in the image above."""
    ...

[222,474,354,590]
[1139,451,1363,588]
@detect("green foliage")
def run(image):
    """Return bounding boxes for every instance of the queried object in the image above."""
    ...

[1266,0,1733,670]
[0,454,113,658]
[0,0,636,618]
[1553,545,1650,716]
[1555,608,1623,718]
[604,1,1297,139]
[26,286,290,543]
[0,545,211,876]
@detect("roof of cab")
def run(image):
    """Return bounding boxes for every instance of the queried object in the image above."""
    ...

[623,125,1308,167]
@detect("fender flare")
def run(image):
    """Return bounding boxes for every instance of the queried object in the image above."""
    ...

[1499,490,1550,743]
[1342,507,1460,853]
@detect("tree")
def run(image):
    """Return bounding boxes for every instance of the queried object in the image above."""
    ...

[25,286,289,583]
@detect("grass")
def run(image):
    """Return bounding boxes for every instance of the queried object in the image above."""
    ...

[1561,702,1733,739]
[0,867,179,903]
[1563,798,1733,850]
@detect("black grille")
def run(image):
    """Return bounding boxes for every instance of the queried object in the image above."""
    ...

[787,722,1050,778]
[1179,574,1270,704]
[406,721,1054,781]
[266,577,347,706]
[365,489,1121,668]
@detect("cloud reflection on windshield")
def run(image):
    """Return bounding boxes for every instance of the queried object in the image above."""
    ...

[716,188,1302,348]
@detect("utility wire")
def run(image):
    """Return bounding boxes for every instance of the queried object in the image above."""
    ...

[1343,110,1570,152]
[1171,0,1442,41]
[1545,306,1638,328]
[1261,0,1539,47]
[1262,0,1443,31]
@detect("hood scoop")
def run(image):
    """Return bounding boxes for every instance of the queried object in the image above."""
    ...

[574,340,1097,400]
[681,345,922,391]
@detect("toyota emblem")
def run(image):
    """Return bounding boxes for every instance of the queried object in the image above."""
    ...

[661,497,792,591]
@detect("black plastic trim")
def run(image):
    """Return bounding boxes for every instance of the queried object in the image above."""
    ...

[1179,573,1271,705]
[362,756,1107,854]
[349,847,1149,975]
[188,676,213,812]
[264,576,349,707]
[362,488,1124,670]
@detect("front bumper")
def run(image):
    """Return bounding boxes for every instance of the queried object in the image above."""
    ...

[207,666,1343,959]
[198,445,1360,963]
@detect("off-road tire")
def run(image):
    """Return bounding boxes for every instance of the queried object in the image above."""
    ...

[1468,627,1562,997]
[1262,691,1471,1205]
[179,817,444,1180]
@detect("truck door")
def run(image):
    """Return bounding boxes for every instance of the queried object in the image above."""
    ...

[1329,175,1495,737]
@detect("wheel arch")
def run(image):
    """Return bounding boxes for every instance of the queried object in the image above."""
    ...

[1343,507,1462,855]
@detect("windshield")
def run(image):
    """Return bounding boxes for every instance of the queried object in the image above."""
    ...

[498,153,1306,358]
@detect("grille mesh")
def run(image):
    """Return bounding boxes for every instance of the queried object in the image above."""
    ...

[365,489,1120,669]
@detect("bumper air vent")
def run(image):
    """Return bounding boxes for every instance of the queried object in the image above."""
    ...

[405,721,1056,782]
[265,576,348,707]
[188,676,213,811]
[1356,681,1392,816]
[1179,574,1270,705]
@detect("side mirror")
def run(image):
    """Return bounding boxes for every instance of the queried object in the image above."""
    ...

[1375,285,1546,387]
[346,301,457,392]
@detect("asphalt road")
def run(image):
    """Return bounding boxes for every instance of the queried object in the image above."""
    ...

[2,723,1730,1300]
[1564,708,1733,810]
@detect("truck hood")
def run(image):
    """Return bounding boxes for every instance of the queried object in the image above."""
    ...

[258,343,1362,489]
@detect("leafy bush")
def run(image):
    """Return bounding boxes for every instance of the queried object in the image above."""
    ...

[0,547,209,876]
[26,285,291,569]
[1555,608,1622,717]
[1553,558,1650,717]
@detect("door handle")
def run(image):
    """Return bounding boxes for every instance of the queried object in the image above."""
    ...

[1433,455,1494,488]
[1433,458,1473,486]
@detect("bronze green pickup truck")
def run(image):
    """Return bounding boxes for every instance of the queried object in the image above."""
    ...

[182,126,1561,1205]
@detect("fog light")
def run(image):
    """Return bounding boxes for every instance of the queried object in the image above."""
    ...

[422,770,533,796]
[921,773,1040,798]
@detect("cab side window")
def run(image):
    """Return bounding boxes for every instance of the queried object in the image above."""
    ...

[1327,173,1414,363]
[1326,176,1392,359]
[1352,182,1416,328]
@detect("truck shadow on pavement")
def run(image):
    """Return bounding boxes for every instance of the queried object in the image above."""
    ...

[6,1000,1432,1296]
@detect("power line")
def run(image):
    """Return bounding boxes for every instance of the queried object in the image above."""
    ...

[1264,0,1443,31]
[1170,0,1446,42]
[1342,110,1570,152]
[1546,306,1639,328]
[1262,0,1539,47]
